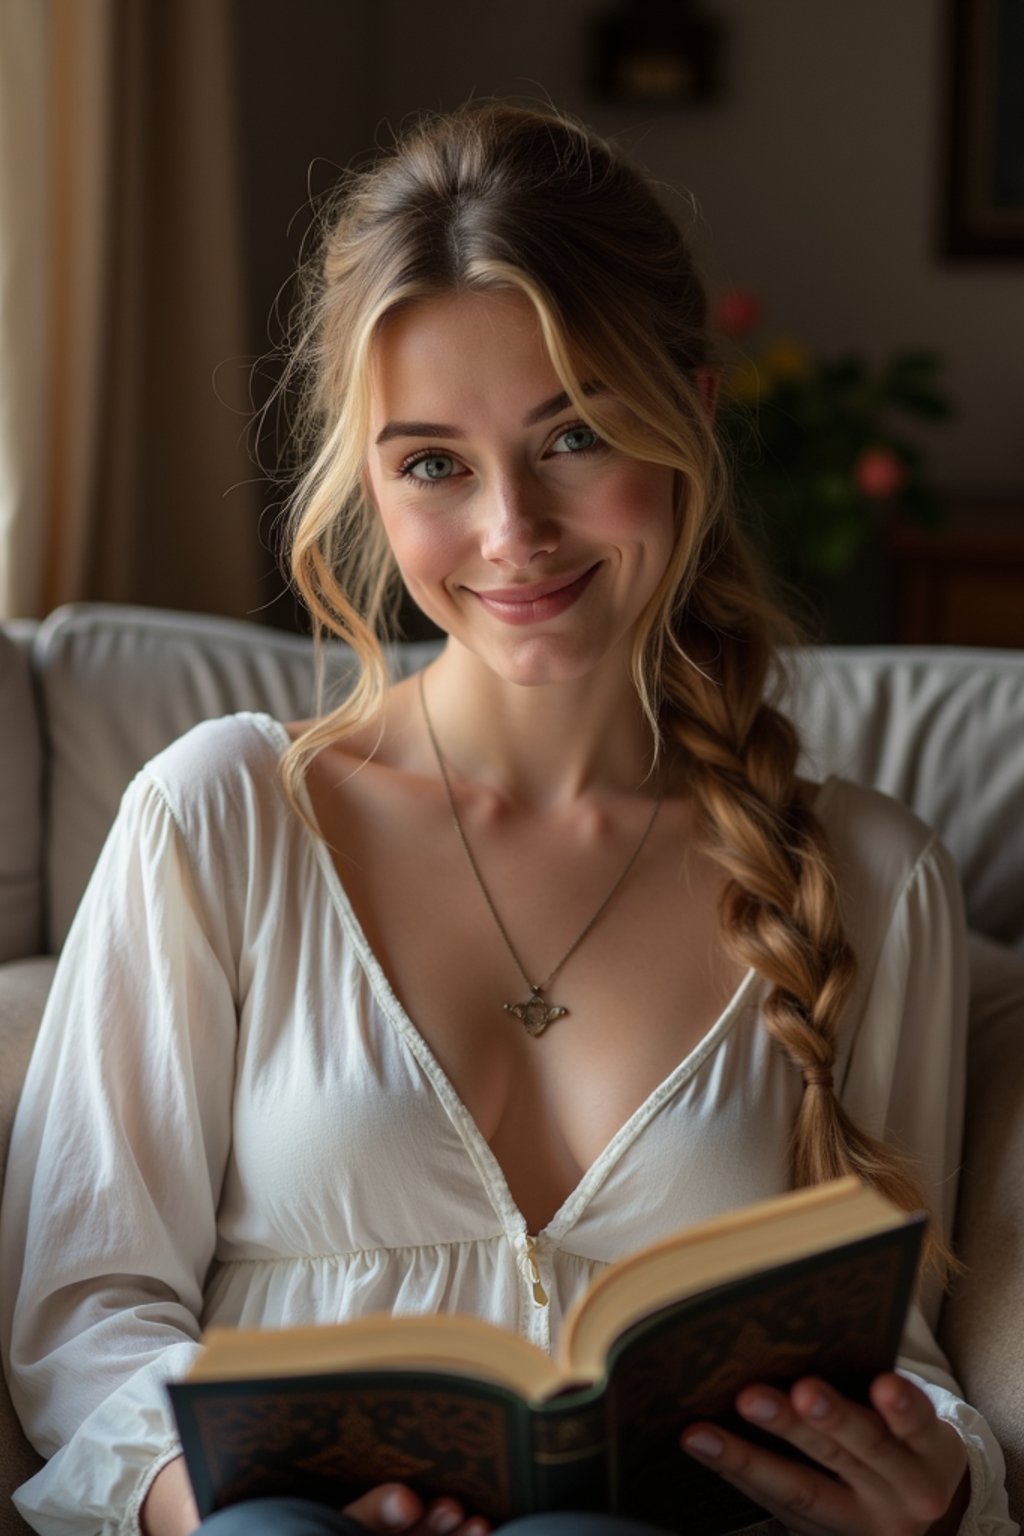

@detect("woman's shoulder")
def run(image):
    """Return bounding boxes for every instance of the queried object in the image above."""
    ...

[814,774,937,863]
[813,774,960,937]
[132,711,292,840]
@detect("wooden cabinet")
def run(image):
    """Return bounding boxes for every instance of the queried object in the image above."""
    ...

[890,504,1024,648]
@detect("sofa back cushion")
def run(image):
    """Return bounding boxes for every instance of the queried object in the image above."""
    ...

[785,646,1024,951]
[33,603,1024,952]
[35,605,435,950]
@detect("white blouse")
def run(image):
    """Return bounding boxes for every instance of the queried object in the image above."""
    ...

[0,714,1014,1536]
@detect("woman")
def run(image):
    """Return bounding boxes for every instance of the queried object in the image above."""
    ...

[0,104,1014,1536]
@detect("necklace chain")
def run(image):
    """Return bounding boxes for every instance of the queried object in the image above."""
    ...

[418,672,663,1036]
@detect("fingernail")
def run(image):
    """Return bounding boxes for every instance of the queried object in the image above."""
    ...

[806,1390,830,1420]
[742,1394,779,1423]
[430,1512,461,1535]
[684,1429,725,1458]
[382,1492,414,1528]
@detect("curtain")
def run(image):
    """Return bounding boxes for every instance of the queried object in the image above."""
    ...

[0,0,262,622]
[0,0,52,617]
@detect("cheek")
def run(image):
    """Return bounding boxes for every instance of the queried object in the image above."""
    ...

[367,470,437,575]
[377,503,466,588]
[588,463,677,542]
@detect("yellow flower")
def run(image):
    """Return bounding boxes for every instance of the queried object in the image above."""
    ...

[758,339,812,383]
[723,339,813,403]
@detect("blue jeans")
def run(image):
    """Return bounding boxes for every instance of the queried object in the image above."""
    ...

[196,1500,781,1535]
[196,1502,678,1536]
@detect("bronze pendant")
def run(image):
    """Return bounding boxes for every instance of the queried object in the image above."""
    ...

[504,987,569,1038]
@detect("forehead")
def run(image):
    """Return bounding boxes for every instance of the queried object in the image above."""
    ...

[368,290,562,419]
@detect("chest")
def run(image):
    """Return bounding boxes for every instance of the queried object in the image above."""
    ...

[228,888,796,1258]
[304,758,749,1230]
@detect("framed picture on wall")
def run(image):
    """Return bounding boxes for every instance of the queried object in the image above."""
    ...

[945,0,1024,257]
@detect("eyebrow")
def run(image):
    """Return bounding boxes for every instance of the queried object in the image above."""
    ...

[374,383,604,445]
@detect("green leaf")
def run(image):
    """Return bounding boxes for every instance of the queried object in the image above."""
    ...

[819,355,867,390]
[807,512,867,574]
[884,385,954,420]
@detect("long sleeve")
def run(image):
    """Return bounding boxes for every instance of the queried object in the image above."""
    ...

[0,770,240,1536]
[839,832,1017,1536]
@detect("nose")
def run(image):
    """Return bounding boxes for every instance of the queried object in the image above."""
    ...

[478,473,560,566]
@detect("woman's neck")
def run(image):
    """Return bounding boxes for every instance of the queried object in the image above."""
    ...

[416,642,662,808]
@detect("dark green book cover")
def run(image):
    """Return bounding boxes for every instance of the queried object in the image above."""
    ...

[168,1216,923,1536]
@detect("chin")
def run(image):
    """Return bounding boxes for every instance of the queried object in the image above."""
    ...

[456,628,632,691]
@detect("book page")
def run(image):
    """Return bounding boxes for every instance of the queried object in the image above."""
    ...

[189,1313,567,1401]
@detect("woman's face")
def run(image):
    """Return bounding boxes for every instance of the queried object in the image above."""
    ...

[364,289,677,690]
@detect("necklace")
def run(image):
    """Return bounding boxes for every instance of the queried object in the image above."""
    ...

[418,672,663,1037]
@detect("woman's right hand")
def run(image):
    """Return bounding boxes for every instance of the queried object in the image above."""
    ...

[343,1484,490,1536]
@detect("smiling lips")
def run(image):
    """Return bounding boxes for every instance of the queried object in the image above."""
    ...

[469,564,600,625]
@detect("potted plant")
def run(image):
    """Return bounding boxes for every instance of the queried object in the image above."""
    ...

[712,291,954,596]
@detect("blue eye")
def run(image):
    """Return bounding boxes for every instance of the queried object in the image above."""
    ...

[405,452,460,482]
[551,425,600,454]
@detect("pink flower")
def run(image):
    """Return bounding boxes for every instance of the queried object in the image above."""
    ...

[713,289,761,337]
[853,447,908,499]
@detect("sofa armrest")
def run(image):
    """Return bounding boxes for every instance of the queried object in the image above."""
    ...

[0,958,56,1531]
[0,628,43,966]
[938,933,1024,1522]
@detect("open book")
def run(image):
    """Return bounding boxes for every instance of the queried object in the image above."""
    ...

[169,1177,924,1536]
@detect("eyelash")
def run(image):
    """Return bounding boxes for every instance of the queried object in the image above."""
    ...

[395,422,605,489]
[395,450,465,489]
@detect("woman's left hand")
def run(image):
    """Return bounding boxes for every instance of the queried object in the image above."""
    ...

[681,1372,970,1535]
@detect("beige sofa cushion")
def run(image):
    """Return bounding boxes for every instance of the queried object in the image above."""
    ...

[0,629,42,965]
[35,605,436,951]
[37,606,316,951]
[939,932,1024,1516]
[786,647,1024,952]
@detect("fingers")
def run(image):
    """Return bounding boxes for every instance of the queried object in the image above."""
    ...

[682,1375,967,1536]
[342,1485,490,1536]
[343,1485,424,1532]
[767,1378,912,1491]
[869,1374,971,1519]
[420,1503,490,1536]
[868,1372,953,1457]
[784,1376,961,1523]
[681,1419,844,1535]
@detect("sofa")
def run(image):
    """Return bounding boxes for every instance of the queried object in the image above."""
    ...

[1,601,1022,1533]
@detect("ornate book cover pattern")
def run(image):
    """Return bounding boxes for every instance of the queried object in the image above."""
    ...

[171,1374,527,1523]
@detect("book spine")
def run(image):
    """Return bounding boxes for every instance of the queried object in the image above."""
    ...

[528,1389,610,1513]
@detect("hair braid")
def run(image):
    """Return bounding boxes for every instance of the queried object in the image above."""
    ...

[667,584,955,1280]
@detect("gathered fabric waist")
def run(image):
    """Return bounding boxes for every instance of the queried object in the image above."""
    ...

[200,1233,603,1354]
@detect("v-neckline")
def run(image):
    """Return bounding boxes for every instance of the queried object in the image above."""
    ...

[255,713,832,1245]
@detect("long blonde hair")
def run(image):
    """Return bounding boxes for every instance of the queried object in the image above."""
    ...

[276,102,950,1278]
